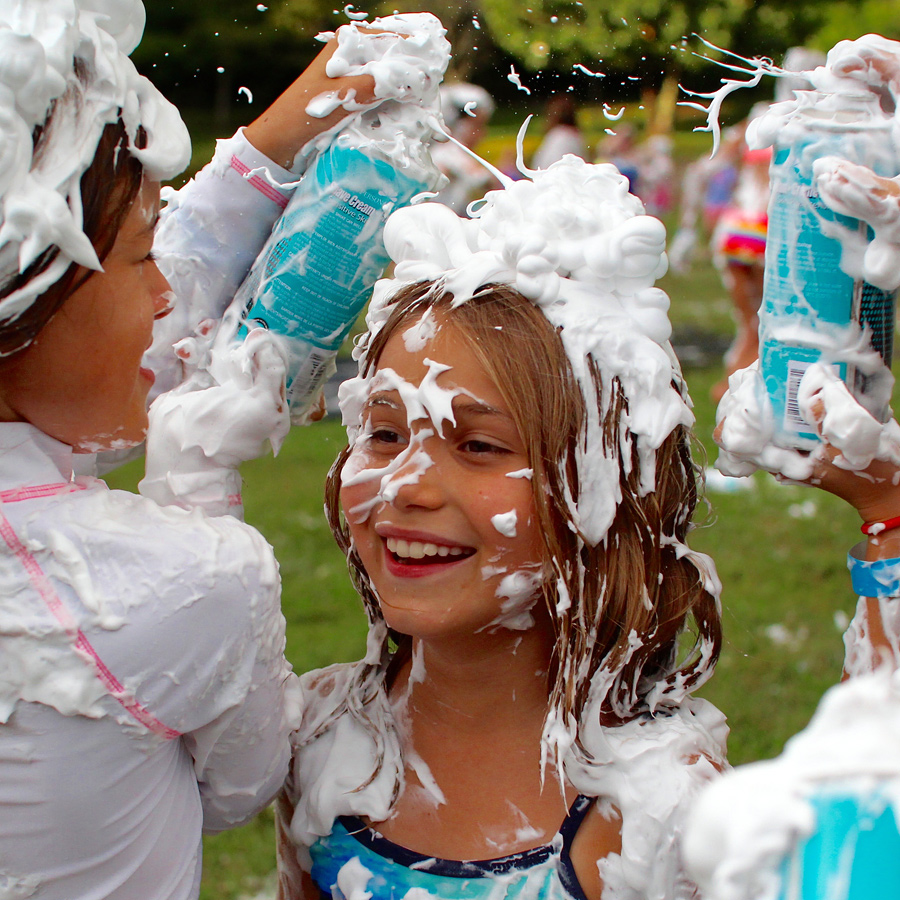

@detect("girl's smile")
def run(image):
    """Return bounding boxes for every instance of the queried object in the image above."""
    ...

[340,320,545,638]
[377,524,476,577]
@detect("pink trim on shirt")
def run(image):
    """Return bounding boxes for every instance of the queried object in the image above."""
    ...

[0,482,86,502]
[230,154,290,210]
[0,483,181,740]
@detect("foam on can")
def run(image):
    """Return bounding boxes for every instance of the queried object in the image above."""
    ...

[755,90,900,449]
[216,14,449,424]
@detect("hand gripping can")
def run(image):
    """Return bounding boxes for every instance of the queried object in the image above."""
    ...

[758,91,900,449]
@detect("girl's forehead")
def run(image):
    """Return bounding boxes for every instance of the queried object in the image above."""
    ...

[376,321,497,396]
[363,323,513,432]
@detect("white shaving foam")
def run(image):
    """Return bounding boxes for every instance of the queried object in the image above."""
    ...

[299,14,450,172]
[491,510,517,537]
[0,0,191,324]
[684,669,900,900]
[507,66,532,95]
[484,569,543,632]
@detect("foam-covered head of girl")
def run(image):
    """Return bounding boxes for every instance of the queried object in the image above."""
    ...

[0,0,190,450]
[326,155,723,760]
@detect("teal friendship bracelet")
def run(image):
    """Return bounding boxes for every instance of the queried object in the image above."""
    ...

[847,549,900,598]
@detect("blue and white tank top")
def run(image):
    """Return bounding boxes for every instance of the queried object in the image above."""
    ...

[309,795,594,900]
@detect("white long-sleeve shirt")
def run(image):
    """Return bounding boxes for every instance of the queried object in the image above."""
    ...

[0,132,299,900]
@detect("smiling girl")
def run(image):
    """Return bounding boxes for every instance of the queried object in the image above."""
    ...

[276,158,728,900]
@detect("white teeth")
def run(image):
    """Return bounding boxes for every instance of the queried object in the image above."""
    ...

[386,537,467,560]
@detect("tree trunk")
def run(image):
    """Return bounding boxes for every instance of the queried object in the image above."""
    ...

[649,65,680,135]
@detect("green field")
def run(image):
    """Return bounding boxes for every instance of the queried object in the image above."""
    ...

[105,128,874,898]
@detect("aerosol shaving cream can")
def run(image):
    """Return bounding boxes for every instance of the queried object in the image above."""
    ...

[758,91,899,449]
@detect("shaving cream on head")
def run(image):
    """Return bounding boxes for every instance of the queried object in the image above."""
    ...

[0,0,190,328]
[343,155,691,547]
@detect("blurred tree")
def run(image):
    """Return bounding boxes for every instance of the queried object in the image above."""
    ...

[474,0,835,132]
[271,0,499,82]
[812,0,900,48]
[140,0,874,136]
[136,0,321,130]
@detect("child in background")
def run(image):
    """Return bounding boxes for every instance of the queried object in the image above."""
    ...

[275,156,728,899]
[430,83,497,215]
[532,96,587,170]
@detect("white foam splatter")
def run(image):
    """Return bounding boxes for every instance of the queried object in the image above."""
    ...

[491,510,517,537]
[574,63,605,78]
[401,308,437,352]
[484,569,542,631]
[507,66,532,95]
[336,857,374,900]
[506,468,533,480]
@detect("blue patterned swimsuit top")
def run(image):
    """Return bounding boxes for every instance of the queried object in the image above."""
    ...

[309,795,594,900]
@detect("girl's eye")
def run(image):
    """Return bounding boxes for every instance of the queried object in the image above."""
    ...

[461,439,508,455]
[370,428,406,447]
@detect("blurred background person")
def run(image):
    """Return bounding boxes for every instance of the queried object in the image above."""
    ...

[430,82,497,214]
[595,123,641,194]
[532,95,586,169]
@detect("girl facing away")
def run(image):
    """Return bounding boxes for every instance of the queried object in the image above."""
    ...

[276,156,728,900]
[0,1,386,895]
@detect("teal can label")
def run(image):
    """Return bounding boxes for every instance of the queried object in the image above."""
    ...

[760,136,897,449]
[232,140,431,415]
[778,787,900,900]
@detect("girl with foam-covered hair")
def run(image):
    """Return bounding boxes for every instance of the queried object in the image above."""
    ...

[276,156,728,900]
[0,1,401,896]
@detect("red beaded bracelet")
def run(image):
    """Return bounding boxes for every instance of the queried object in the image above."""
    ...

[861,514,900,536]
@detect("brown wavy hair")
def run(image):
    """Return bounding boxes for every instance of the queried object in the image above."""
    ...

[324,281,721,757]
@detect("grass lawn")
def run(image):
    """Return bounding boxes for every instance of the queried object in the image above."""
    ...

[105,120,880,897]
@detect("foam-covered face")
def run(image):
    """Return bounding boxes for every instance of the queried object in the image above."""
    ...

[340,320,545,640]
[0,179,172,451]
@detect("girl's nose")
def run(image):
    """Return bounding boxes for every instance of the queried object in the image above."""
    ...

[384,444,446,511]
[150,264,174,320]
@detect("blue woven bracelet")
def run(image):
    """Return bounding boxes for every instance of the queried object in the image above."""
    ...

[847,547,900,598]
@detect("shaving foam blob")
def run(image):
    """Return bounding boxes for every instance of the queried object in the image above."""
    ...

[0,0,190,330]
